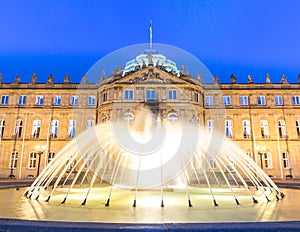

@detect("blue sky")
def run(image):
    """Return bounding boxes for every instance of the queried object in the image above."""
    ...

[0,0,300,84]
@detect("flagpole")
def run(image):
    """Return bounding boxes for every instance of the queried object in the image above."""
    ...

[150,20,153,50]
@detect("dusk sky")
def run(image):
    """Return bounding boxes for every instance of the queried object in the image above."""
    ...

[0,0,300,84]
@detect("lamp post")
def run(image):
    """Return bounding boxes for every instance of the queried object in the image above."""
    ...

[35,145,46,177]
[256,146,266,170]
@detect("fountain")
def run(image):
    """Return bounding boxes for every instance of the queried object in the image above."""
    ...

[24,104,284,209]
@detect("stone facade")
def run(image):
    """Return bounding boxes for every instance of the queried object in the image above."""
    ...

[0,66,300,180]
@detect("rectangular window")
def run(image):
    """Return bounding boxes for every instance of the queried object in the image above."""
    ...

[88,96,96,105]
[260,120,269,138]
[296,120,300,138]
[264,152,273,169]
[13,119,23,138]
[102,92,107,102]
[282,152,290,169]
[28,152,37,169]
[205,96,214,106]
[168,89,177,100]
[124,90,134,100]
[292,96,300,105]
[86,120,94,130]
[194,92,199,102]
[257,96,266,105]
[146,89,156,100]
[1,95,9,105]
[278,120,287,138]
[70,96,78,106]
[48,152,55,164]
[53,96,61,105]
[207,120,215,133]
[225,120,233,138]
[240,96,249,106]
[243,120,251,138]
[18,96,26,105]
[31,120,41,138]
[10,151,18,169]
[68,120,76,138]
[275,96,283,106]
[35,95,44,105]
[50,120,59,138]
[246,152,254,168]
[0,120,4,138]
[223,96,231,106]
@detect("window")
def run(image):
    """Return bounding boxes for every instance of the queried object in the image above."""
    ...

[205,96,214,106]
[124,113,134,123]
[14,119,23,138]
[223,96,231,106]
[35,95,44,105]
[240,96,249,106]
[209,158,216,169]
[124,90,134,100]
[282,152,290,169]
[146,89,156,100]
[18,96,26,105]
[50,120,59,138]
[70,96,78,106]
[242,120,251,138]
[168,89,177,100]
[32,120,41,138]
[53,96,61,105]
[1,95,8,105]
[102,92,107,102]
[167,113,178,123]
[84,153,94,169]
[88,96,96,105]
[246,152,254,168]
[194,92,199,102]
[292,96,300,105]
[28,152,37,169]
[264,152,273,169]
[260,120,269,138]
[48,152,55,164]
[68,120,76,138]
[207,120,215,133]
[296,120,300,138]
[10,151,18,169]
[225,120,233,138]
[275,96,283,106]
[0,120,4,138]
[86,120,94,129]
[278,120,287,138]
[257,96,266,105]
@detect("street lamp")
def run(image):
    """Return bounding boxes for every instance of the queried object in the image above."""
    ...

[35,145,46,177]
[256,145,266,170]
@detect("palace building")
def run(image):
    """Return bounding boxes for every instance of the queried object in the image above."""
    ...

[0,50,300,180]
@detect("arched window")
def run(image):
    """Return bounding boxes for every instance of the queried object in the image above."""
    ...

[124,113,134,123]
[28,152,37,169]
[9,151,18,169]
[167,113,178,123]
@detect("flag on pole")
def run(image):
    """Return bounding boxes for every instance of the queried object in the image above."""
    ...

[149,20,153,49]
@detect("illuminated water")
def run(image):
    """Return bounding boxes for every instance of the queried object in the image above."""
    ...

[1,187,299,223]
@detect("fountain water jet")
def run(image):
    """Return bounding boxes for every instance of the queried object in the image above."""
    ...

[25,106,284,208]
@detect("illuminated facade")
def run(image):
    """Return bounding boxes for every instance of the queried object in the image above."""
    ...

[0,53,300,180]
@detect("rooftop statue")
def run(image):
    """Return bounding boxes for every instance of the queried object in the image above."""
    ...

[31,72,37,84]
[197,72,202,83]
[64,74,71,84]
[230,73,237,84]
[81,75,88,84]
[265,73,271,84]
[47,74,54,84]
[99,70,105,83]
[280,74,288,84]
[115,65,123,76]
[247,75,254,84]
[147,53,153,65]
[14,75,21,84]
[214,75,220,84]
